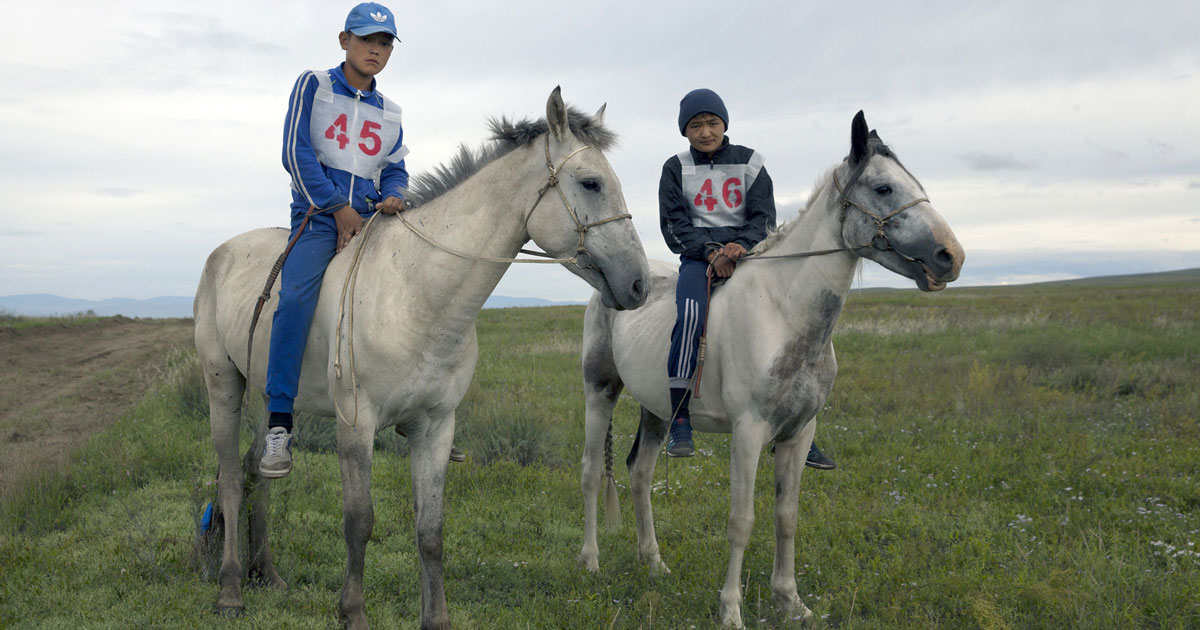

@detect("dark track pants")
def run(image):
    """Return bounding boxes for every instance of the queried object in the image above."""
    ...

[667,256,710,390]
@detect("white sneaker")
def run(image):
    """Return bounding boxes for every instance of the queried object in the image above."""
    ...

[259,427,293,478]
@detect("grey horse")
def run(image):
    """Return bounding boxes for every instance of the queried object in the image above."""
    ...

[577,111,964,627]
[195,88,649,630]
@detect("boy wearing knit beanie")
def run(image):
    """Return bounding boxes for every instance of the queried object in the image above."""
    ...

[657,89,836,470]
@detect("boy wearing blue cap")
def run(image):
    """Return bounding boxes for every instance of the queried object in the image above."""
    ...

[259,2,409,478]
[658,89,837,470]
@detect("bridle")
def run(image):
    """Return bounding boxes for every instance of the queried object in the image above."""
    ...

[740,157,929,262]
[395,133,632,270]
[688,156,932,405]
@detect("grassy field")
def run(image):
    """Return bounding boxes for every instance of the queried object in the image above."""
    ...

[2,272,1198,629]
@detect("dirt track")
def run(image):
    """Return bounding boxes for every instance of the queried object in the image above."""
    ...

[0,317,195,498]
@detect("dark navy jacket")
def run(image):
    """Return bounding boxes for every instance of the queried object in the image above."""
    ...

[658,138,776,261]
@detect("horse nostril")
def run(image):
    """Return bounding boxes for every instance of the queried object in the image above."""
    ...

[935,247,953,269]
[631,279,645,300]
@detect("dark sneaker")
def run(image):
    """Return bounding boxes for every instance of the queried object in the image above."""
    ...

[805,442,837,470]
[259,427,293,478]
[666,417,694,458]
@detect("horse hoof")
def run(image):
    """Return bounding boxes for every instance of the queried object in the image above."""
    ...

[214,604,245,617]
[250,567,288,590]
[343,611,370,630]
[578,553,600,572]
[646,557,671,577]
[774,591,811,618]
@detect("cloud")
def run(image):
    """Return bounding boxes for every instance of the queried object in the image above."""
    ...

[95,187,143,199]
[1189,181,1200,190]
[960,151,1036,171]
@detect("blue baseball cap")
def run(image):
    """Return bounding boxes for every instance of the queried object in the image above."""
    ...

[345,2,400,40]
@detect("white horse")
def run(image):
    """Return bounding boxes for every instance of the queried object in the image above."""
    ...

[194,88,649,630]
[577,111,964,627]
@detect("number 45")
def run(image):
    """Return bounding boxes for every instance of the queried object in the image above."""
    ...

[325,114,383,156]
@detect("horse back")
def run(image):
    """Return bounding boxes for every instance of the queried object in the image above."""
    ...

[194,228,290,376]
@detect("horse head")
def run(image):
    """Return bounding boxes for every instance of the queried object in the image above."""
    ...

[524,87,650,310]
[838,111,964,291]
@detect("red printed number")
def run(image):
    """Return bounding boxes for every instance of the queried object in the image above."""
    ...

[324,116,383,156]
[324,113,350,150]
[693,179,718,211]
[722,177,743,209]
[694,177,744,211]
[358,120,382,156]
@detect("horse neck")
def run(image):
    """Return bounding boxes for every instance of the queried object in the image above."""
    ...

[365,144,546,329]
[741,167,859,332]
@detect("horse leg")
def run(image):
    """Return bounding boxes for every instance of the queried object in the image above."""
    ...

[579,375,622,571]
[770,420,815,621]
[245,400,286,589]
[628,406,669,576]
[719,418,770,629]
[409,412,455,630]
[336,419,378,630]
[200,351,248,614]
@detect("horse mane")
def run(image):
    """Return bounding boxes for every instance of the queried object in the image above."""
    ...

[407,107,617,206]
[751,167,836,254]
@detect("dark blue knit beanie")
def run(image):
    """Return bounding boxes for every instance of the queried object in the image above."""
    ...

[678,88,729,136]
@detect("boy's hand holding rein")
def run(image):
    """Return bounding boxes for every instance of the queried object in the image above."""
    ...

[376,195,406,214]
[707,242,745,278]
[334,205,364,252]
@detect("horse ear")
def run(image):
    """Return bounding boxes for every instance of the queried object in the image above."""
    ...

[593,103,606,127]
[850,110,868,165]
[547,86,568,141]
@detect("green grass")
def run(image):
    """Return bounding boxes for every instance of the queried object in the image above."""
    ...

[2,275,1199,629]
[0,308,109,330]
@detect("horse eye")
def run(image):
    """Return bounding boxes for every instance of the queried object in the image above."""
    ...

[580,179,602,192]
[874,185,892,195]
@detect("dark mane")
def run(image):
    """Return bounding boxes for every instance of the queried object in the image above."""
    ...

[406,107,617,206]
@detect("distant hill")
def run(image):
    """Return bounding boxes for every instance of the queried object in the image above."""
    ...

[0,293,585,318]
[3,268,1193,318]
[481,296,585,309]
[1020,267,1200,288]
[0,294,195,318]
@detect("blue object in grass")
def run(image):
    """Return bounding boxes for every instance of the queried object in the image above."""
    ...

[201,501,214,533]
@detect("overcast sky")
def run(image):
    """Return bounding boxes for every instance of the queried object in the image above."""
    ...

[1,0,1197,302]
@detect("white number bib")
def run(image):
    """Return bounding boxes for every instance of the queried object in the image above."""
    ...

[310,71,408,183]
[678,150,765,228]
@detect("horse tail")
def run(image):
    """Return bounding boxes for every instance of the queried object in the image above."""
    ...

[603,421,621,531]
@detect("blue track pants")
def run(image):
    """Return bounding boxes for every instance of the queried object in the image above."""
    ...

[264,211,347,413]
